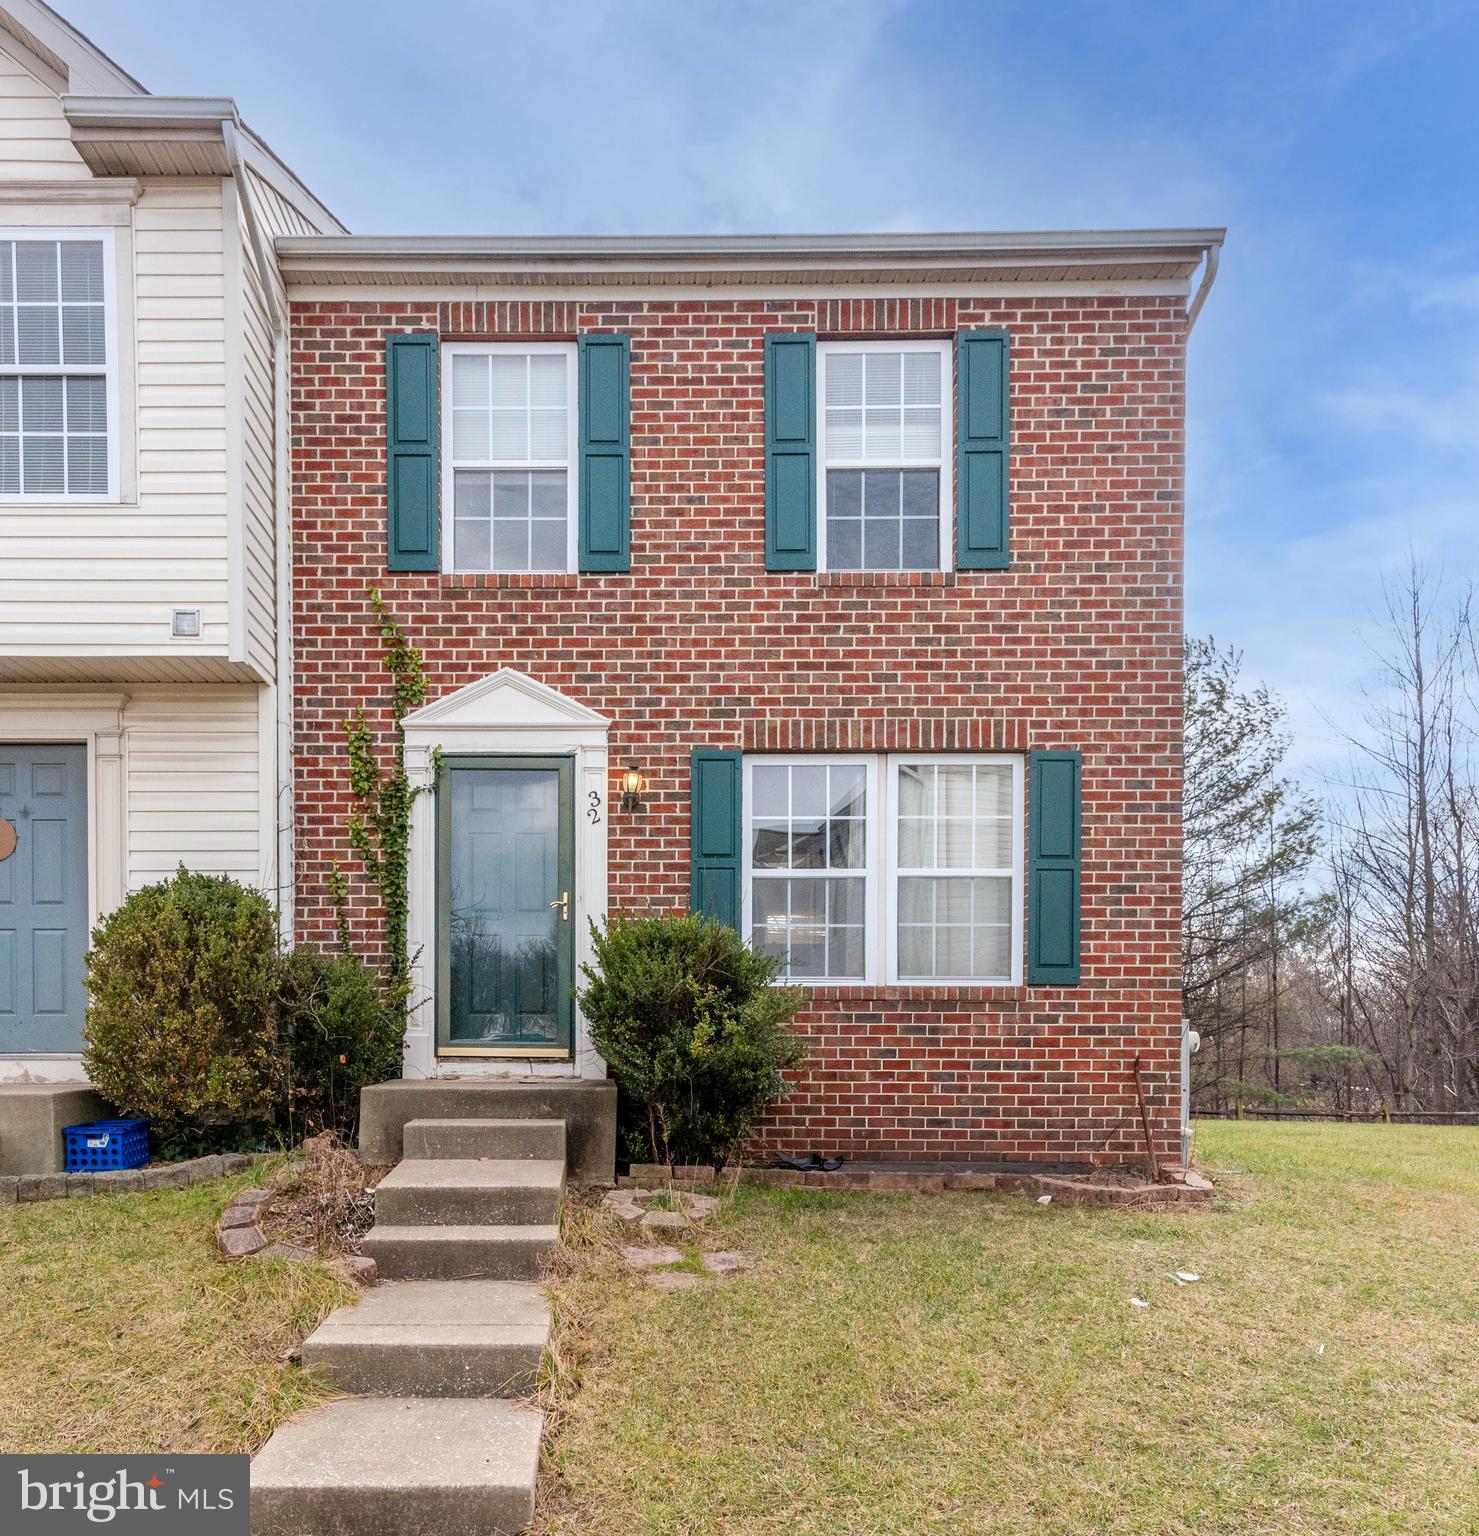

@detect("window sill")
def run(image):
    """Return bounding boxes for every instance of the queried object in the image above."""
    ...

[787,982,1024,1003]
[439,571,584,590]
[814,570,958,588]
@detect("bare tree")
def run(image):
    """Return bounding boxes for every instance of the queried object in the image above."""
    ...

[1322,563,1479,1111]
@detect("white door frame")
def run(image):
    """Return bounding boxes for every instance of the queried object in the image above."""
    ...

[0,691,127,1083]
[401,669,610,1081]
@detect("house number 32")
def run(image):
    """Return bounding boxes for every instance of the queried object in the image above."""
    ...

[587,790,602,824]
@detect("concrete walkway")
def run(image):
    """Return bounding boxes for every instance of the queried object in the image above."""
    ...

[251,1118,565,1535]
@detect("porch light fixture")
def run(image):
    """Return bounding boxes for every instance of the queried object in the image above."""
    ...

[620,763,647,814]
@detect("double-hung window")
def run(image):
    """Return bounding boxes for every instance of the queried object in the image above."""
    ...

[443,342,577,573]
[818,339,951,572]
[0,232,115,500]
[743,754,1023,984]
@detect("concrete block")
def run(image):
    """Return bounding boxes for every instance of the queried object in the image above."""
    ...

[18,1173,64,1202]
[0,1084,109,1176]
[0,1176,16,1205]
[91,1169,144,1193]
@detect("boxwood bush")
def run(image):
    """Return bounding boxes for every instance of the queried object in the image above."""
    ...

[578,912,807,1167]
[83,868,404,1155]
[83,869,282,1155]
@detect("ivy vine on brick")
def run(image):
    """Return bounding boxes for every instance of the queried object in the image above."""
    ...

[342,586,427,994]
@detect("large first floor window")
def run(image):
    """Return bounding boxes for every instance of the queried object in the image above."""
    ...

[743,754,1023,985]
[442,341,577,573]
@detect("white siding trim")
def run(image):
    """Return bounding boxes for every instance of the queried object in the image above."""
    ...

[221,175,246,666]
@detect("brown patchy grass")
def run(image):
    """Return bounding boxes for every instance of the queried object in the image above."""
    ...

[0,1161,354,1453]
[537,1122,1479,1536]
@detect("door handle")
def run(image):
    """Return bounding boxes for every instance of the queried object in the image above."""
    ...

[549,890,570,922]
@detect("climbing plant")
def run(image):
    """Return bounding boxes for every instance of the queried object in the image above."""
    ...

[341,586,427,994]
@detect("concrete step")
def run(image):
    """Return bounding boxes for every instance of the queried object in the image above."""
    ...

[361,1078,616,1187]
[374,1158,565,1227]
[403,1117,566,1163]
[251,1396,542,1536]
[301,1280,550,1397]
[361,1223,559,1281]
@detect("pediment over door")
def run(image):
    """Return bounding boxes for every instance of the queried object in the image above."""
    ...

[402,668,610,735]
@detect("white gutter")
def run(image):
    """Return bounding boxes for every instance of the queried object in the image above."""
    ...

[277,227,1226,261]
[224,118,296,943]
[1185,237,1222,334]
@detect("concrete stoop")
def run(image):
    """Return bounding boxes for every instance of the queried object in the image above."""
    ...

[252,1112,577,1534]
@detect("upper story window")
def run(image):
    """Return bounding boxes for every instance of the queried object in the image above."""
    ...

[443,341,577,573]
[0,233,115,501]
[743,753,1023,985]
[818,339,952,572]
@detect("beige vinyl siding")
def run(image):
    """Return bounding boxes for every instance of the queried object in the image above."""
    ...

[0,46,88,178]
[246,165,322,239]
[0,182,245,667]
[123,686,266,891]
[236,196,277,678]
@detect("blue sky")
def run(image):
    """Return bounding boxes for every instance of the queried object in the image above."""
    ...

[61,0,1479,781]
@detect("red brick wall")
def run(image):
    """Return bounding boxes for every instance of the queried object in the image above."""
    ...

[291,292,1186,1166]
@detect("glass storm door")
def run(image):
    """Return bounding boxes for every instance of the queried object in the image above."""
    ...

[438,756,575,1056]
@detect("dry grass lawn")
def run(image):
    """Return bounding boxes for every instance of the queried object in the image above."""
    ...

[0,1162,353,1453]
[540,1122,1479,1536]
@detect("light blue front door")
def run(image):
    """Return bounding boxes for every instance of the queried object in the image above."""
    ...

[0,745,89,1054]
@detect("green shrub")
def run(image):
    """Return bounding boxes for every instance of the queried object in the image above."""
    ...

[578,912,807,1167]
[83,868,281,1155]
[278,948,405,1143]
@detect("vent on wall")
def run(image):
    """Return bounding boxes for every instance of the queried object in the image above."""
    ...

[171,608,202,639]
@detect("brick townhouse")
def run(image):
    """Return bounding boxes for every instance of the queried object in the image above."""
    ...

[280,231,1221,1167]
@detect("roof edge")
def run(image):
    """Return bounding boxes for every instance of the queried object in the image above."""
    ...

[278,228,1224,263]
[60,93,347,235]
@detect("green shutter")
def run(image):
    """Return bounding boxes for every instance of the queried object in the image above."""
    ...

[690,748,742,930]
[956,329,1009,570]
[1028,750,1081,985]
[579,333,631,573]
[764,331,816,571]
[385,331,440,571]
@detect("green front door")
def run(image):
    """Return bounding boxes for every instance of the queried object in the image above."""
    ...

[438,755,575,1057]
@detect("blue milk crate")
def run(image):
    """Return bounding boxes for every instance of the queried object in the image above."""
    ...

[63,1118,149,1172]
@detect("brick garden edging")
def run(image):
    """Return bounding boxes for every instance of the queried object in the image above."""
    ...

[0,1151,257,1207]
[737,1165,1214,1207]
[216,1183,378,1284]
[618,1162,1214,1208]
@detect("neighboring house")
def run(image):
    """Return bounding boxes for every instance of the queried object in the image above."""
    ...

[0,0,338,1098]
[282,230,1220,1164]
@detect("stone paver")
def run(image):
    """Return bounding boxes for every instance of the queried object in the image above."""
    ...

[620,1244,683,1269]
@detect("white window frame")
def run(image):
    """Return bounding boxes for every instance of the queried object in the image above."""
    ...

[742,755,880,985]
[815,338,953,574]
[885,753,1024,987]
[440,340,579,574]
[741,753,1023,987]
[0,227,120,504]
